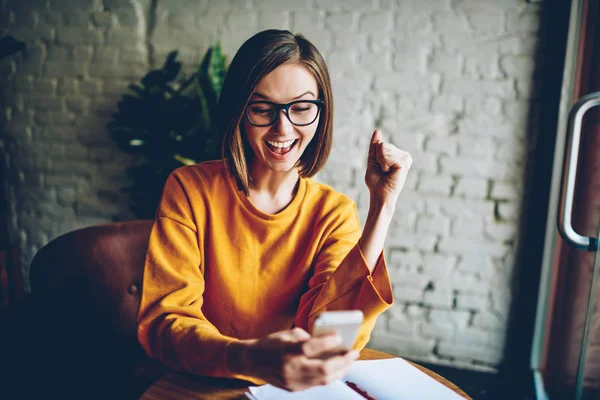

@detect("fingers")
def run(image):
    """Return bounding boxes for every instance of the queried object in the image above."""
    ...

[379,142,412,172]
[325,350,360,382]
[376,143,389,172]
[301,334,343,358]
[370,129,383,145]
[368,129,412,172]
[368,129,383,160]
[281,327,312,354]
[262,329,360,392]
[287,327,311,341]
[297,350,359,387]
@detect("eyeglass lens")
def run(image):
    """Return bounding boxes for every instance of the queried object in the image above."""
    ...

[247,102,320,126]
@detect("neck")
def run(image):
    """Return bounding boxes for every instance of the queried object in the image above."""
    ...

[248,162,300,198]
[246,162,301,215]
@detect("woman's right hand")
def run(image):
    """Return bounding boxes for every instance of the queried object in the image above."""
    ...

[229,327,359,391]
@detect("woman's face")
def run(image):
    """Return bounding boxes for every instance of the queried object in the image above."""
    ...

[241,62,320,175]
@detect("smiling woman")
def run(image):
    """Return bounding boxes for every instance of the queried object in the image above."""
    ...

[245,98,323,166]
[136,29,413,392]
[242,63,322,185]
[219,31,336,198]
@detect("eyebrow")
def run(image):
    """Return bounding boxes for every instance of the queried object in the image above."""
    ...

[251,91,316,101]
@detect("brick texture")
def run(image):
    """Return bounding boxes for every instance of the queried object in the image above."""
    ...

[0,0,543,372]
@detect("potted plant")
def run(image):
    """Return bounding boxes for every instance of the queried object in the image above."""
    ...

[108,44,228,218]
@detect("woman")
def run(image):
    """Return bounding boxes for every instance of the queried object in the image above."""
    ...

[136,29,412,392]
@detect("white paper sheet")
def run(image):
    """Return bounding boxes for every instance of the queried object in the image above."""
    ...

[344,358,466,400]
[248,380,364,400]
[246,358,467,400]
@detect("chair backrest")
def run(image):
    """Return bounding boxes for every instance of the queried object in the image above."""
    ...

[29,220,153,339]
[24,220,160,399]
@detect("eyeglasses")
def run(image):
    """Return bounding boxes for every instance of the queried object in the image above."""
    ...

[245,100,324,127]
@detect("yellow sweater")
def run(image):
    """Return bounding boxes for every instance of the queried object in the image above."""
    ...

[137,160,393,381]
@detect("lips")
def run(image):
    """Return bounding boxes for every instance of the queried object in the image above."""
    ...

[265,139,298,155]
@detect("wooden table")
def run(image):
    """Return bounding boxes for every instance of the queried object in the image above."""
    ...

[140,348,472,399]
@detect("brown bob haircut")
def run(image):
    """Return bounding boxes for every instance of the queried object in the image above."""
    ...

[218,29,334,195]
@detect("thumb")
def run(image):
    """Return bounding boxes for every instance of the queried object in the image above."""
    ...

[370,129,383,145]
[288,327,311,341]
[368,129,383,159]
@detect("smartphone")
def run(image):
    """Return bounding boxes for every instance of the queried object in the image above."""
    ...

[311,310,364,350]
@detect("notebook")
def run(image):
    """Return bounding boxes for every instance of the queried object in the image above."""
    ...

[245,358,466,400]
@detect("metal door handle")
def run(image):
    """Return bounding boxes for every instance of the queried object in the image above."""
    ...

[558,91,600,251]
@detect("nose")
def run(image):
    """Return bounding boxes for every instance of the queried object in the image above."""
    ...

[273,109,293,135]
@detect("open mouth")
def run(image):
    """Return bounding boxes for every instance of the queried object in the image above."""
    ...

[265,139,298,156]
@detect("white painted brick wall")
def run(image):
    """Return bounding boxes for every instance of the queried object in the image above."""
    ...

[0,0,543,372]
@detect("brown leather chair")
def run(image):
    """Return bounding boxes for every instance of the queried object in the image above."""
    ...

[2,220,164,400]
[29,220,153,342]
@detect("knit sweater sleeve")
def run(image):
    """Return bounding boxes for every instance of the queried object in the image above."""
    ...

[136,169,251,380]
[293,199,393,350]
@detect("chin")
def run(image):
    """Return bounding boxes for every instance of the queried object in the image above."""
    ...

[268,160,298,173]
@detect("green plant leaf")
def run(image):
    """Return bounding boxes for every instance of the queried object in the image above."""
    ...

[107,47,228,218]
[173,153,196,165]
[164,61,181,83]
[141,70,165,87]
[128,83,147,98]
[162,50,179,70]
[207,42,227,96]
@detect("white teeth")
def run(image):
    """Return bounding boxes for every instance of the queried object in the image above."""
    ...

[266,139,296,148]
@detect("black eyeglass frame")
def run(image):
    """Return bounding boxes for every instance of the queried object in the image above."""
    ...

[245,99,325,127]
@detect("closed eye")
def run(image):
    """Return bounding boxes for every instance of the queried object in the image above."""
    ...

[249,106,274,114]
[290,106,313,113]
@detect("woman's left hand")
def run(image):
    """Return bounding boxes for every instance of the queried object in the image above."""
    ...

[364,129,413,207]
